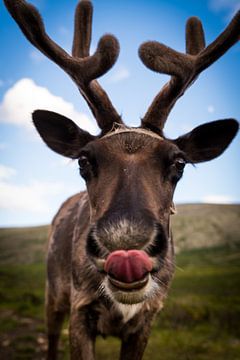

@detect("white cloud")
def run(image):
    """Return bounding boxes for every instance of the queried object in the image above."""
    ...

[0,175,64,213]
[0,78,98,134]
[202,194,234,204]
[209,0,240,18]
[0,162,71,214]
[108,66,130,83]
[0,164,16,181]
[207,105,215,113]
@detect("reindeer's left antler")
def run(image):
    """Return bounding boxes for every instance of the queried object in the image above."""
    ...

[4,0,123,133]
[139,11,240,132]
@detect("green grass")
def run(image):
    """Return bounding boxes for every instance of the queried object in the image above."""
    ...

[0,204,240,359]
[96,244,240,360]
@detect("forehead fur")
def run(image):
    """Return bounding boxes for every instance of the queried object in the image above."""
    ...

[99,127,166,155]
[102,126,163,141]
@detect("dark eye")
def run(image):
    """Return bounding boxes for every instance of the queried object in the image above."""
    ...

[169,157,186,182]
[78,155,92,180]
[78,155,89,169]
[174,158,186,173]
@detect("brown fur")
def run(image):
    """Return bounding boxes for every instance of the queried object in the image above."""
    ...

[47,189,172,360]
[43,129,237,360]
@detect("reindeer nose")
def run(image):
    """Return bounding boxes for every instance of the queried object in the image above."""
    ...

[104,250,152,283]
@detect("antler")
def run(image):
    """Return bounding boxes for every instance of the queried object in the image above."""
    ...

[139,11,240,132]
[4,0,123,133]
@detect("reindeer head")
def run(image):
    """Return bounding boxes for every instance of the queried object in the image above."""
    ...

[4,0,239,305]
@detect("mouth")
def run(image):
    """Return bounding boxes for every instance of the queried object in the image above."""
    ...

[99,249,154,304]
[108,273,150,292]
[91,247,162,303]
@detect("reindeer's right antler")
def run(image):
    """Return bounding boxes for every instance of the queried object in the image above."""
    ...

[139,11,240,132]
[4,0,123,133]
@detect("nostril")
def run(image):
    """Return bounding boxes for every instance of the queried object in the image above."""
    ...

[146,224,168,257]
[86,231,104,258]
[104,250,152,283]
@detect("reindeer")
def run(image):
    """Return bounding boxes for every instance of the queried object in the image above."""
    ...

[4,0,239,359]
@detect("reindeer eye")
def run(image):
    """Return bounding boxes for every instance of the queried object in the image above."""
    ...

[78,155,92,180]
[78,155,89,169]
[174,158,186,172]
[169,157,186,182]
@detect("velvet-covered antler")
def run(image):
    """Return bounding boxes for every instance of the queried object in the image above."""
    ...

[139,11,240,132]
[4,0,123,133]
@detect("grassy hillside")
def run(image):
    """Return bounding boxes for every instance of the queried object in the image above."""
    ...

[172,204,240,251]
[0,204,240,359]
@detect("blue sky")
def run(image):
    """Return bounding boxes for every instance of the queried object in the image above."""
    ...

[0,0,239,226]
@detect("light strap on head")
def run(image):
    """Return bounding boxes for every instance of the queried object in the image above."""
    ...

[102,123,164,141]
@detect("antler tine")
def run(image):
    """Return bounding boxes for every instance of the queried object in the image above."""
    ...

[4,0,71,67]
[71,0,123,132]
[4,0,123,133]
[196,11,240,72]
[139,11,240,132]
[139,42,192,131]
[72,0,92,58]
[186,17,205,55]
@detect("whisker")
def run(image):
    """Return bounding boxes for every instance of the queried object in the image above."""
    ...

[157,256,184,272]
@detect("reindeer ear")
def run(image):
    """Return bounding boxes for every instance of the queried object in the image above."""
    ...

[32,110,95,158]
[174,119,238,163]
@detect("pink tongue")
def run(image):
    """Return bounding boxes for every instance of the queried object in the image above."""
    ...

[104,250,152,283]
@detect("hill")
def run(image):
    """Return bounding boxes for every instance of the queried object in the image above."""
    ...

[172,203,240,250]
[0,204,240,359]
[1,204,239,265]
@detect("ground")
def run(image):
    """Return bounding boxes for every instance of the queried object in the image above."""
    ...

[0,204,240,359]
